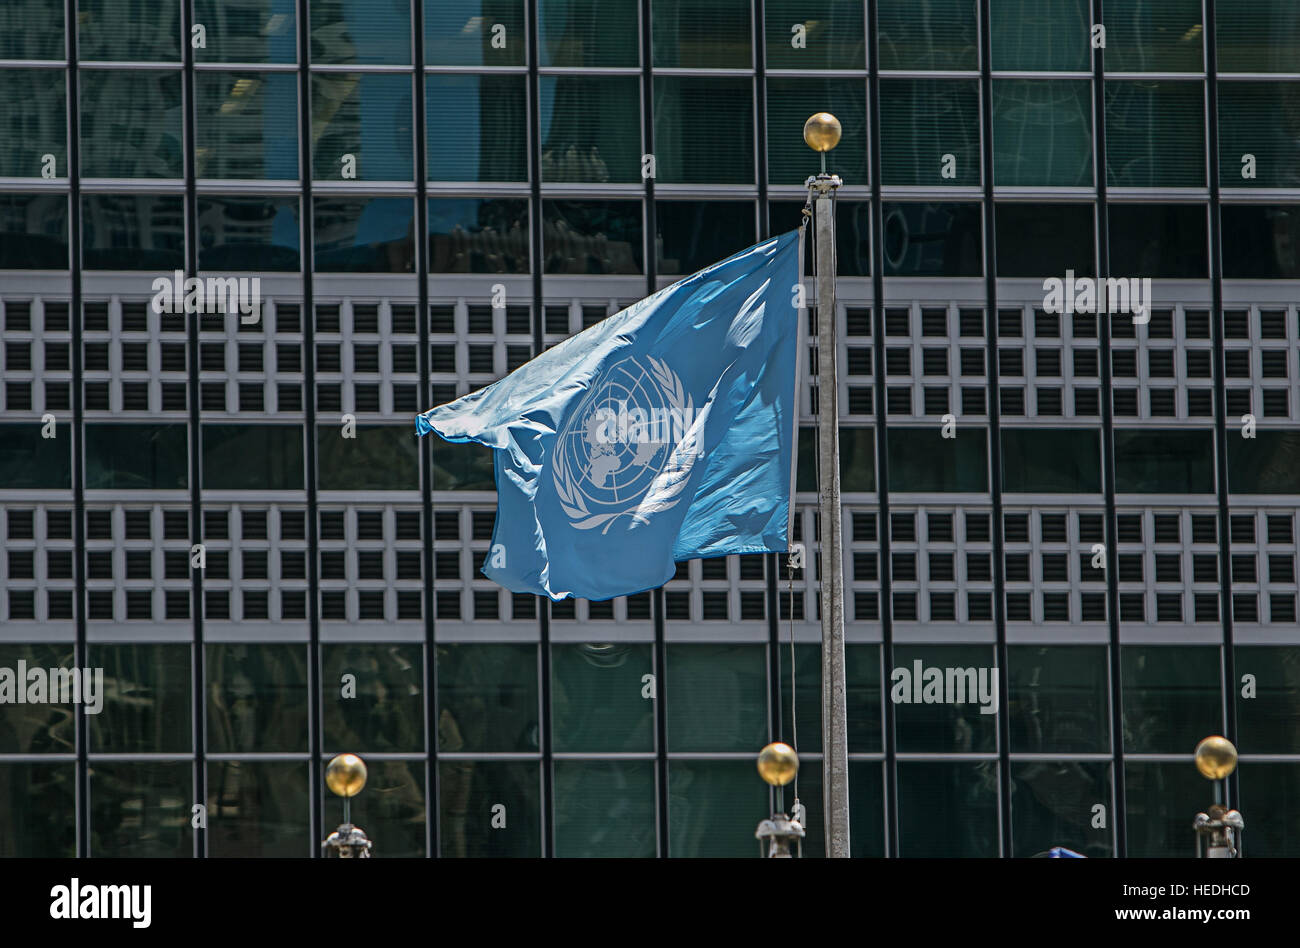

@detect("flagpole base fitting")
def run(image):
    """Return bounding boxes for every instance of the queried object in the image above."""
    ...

[1194,805,1244,858]
[756,814,805,858]
[322,822,373,858]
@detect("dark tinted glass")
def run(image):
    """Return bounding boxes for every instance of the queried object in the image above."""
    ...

[88,644,191,753]
[1002,428,1102,493]
[542,200,642,274]
[1121,646,1222,753]
[993,80,1093,187]
[995,203,1095,278]
[881,202,982,277]
[0,764,75,856]
[1125,761,1206,858]
[194,0,297,63]
[197,196,300,271]
[424,0,526,66]
[428,198,529,274]
[887,427,988,493]
[655,201,756,276]
[79,70,183,179]
[878,0,977,70]
[1113,428,1214,493]
[78,0,181,61]
[0,70,66,179]
[0,0,64,59]
[195,72,298,179]
[1227,431,1300,494]
[655,77,754,185]
[427,75,527,182]
[313,196,415,272]
[90,762,192,857]
[82,194,185,271]
[539,76,640,183]
[309,0,411,64]
[766,78,867,185]
[652,0,751,68]
[0,194,69,269]
[201,424,304,490]
[1216,0,1300,73]
[1107,203,1208,278]
[1218,82,1300,190]
[311,74,413,181]
[879,79,980,187]
[989,0,1090,71]
[769,200,871,277]
[765,0,866,70]
[206,643,309,752]
[1102,0,1204,72]
[1011,761,1112,857]
[539,0,638,66]
[439,760,541,857]
[317,425,419,491]
[897,761,1000,857]
[1234,647,1300,754]
[1221,205,1300,279]
[1008,645,1110,753]
[322,644,424,752]
[85,423,188,490]
[1105,80,1205,187]
[0,423,71,488]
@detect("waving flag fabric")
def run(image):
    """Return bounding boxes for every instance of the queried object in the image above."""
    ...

[417,230,802,601]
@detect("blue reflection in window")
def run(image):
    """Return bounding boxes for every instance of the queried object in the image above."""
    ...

[314,196,414,272]
[428,198,529,273]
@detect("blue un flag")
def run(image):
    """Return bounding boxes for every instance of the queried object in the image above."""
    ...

[416,230,802,601]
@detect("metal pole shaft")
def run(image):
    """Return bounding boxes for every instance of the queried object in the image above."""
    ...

[814,186,850,857]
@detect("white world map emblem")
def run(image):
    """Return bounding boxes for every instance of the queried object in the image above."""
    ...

[552,355,700,532]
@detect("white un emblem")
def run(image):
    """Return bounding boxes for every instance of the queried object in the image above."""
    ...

[552,355,700,532]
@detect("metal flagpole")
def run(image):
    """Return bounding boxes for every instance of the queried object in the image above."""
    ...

[804,112,850,857]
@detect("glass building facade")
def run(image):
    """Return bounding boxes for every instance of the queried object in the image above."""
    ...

[0,0,1298,858]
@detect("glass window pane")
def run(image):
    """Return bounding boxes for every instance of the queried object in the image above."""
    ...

[85,423,188,490]
[839,427,876,492]
[1227,431,1300,494]
[322,644,424,753]
[195,72,298,179]
[878,0,977,70]
[897,760,1000,856]
[317,425,418,491]
[879,79,979,187]
[554,760,656,856]
[426,75,527,182]
[1102,0,1203,72]
[1221,205,1300,280]
[1238,763,1300,857]
[1215,0,1300,73]
[893,645,999,751]
[202,424,304,490]
[206,643,309,753]
[88,644,191,754]
[0,0,64,59]
[1121,645,1221,753]
[1124,760,1204,857]
[1107,203,1207,278]
[990,0,1090,71]
[438,644,539,754]
[1113,428,1215,493]
[542,199,642,274]
[655,77,753,184]
[652,0,750,69]
[669,759,767,857]
[428,198,529,274]
[1105,80,1205,188]
[1008,645,1110,752]
[993,80,1093,187]
[780,643,822,753]
[655,201,755,276]
[666,644,766,752]
[765,0,865,70]
[439,760,540,856]
[82,194,185,270]
[309,0,411,65]
[1219,82,1300,190]
[195,0,298,64]
[424,0,526,66]
[766,78,866,186]
[1011,761,1112,857]
[551,643,654,752]
[207,760,310,857]
[78,0,181,61]
[80,70,183,178]
[539,76,640,183]
[1002,428,1102,493]
[322,759,425,856]
[0,193,69,269]
[313,196,415,272]
[0,644,78,752]
[882,201,982,277]
[0,422,71,489]
[0,70,66,179]
[197,196,301,271]
[769,200,871,278]
[431,439,495,490]
[887,427,988,493]
[539,0,638,66]
[0,763,75,856]
[1235,647,1300,754]
[849,760,886,857]
[848,644,883,752]
[90,761,191,857]
[995,203,1095,277]
[311,74,412,181]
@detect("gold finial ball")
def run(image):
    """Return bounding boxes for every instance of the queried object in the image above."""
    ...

[1194,736,1238,780]
[326,753,368,798]
[757,742,799,787]
[803,112,842,153]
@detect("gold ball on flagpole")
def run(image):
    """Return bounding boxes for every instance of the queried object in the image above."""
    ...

[803,112,842,153]
[326,753,368,798]
[1194,736,1238,780]
[757,742,799,786]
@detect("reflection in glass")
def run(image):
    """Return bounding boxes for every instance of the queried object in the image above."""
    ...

[989,0,1089,71]
[540,0,638,66]
[897,760,1000,856]
[426,75,527,182]
[1125,761,1204,857]
[90,761,191,857]
[0,422,71,489]
[311,74,412,181]
[425,0,526,66]
[1216,0,1300,73]
[0,0,65,60]
[0,644,77,753]
[79,71,183,179]
[431,438,495,490]
[438,644,539,753]
[428,198,529,274]
[0,70,66,179]
[206,643,309,753]
[1008,646,1109,753]
[313,196,414,272]
[1235,647,1300,753]
[1001,429,1102,493]
[887,428,988,493]
[765,0,865,70]
[539,76,640,183]
[652,0,750,68]
[770,200,870,278]
[766,78,866,186]
[322,759,425,856]
[1107,203,1207,278]
[893,645,999,752]
[0,763,75,857]
[78,0,181,61]
[881,202,981,277]
[542,200,642,275]
[1011,761,1112,856]
[1121,645,1221,753]
[88,644,191,754]
[669,759,767,857]
[1105,81,1205,188]
[195,72,297,179]
[666,644,766,752]
[317,425,418,491]
[84,423,188,490]
[81,194,184,271]
[1102,0,1203,72]
[1238,763,1300,856]
[195,0,297,64]
[439,760,540,856]
[197,196,301,271]
[1227,431,1300,494]
[849,761,886,857]
[322,644,424,753]
[207,760,310,857]
[878,0,977,70]
[655,201,755,276]
[202,424,304,491]
[309,0,411,65]
[995,203,1094,278]
[1113,429,1214,494]
[554,760,655,856]
[879,79,979,187]
[654,77,753,184]
[1218,83,1300,190]
[551,644,654,752]
[1221,205,1300,280]
[993,80,1093,187]
[0,194,69,269]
